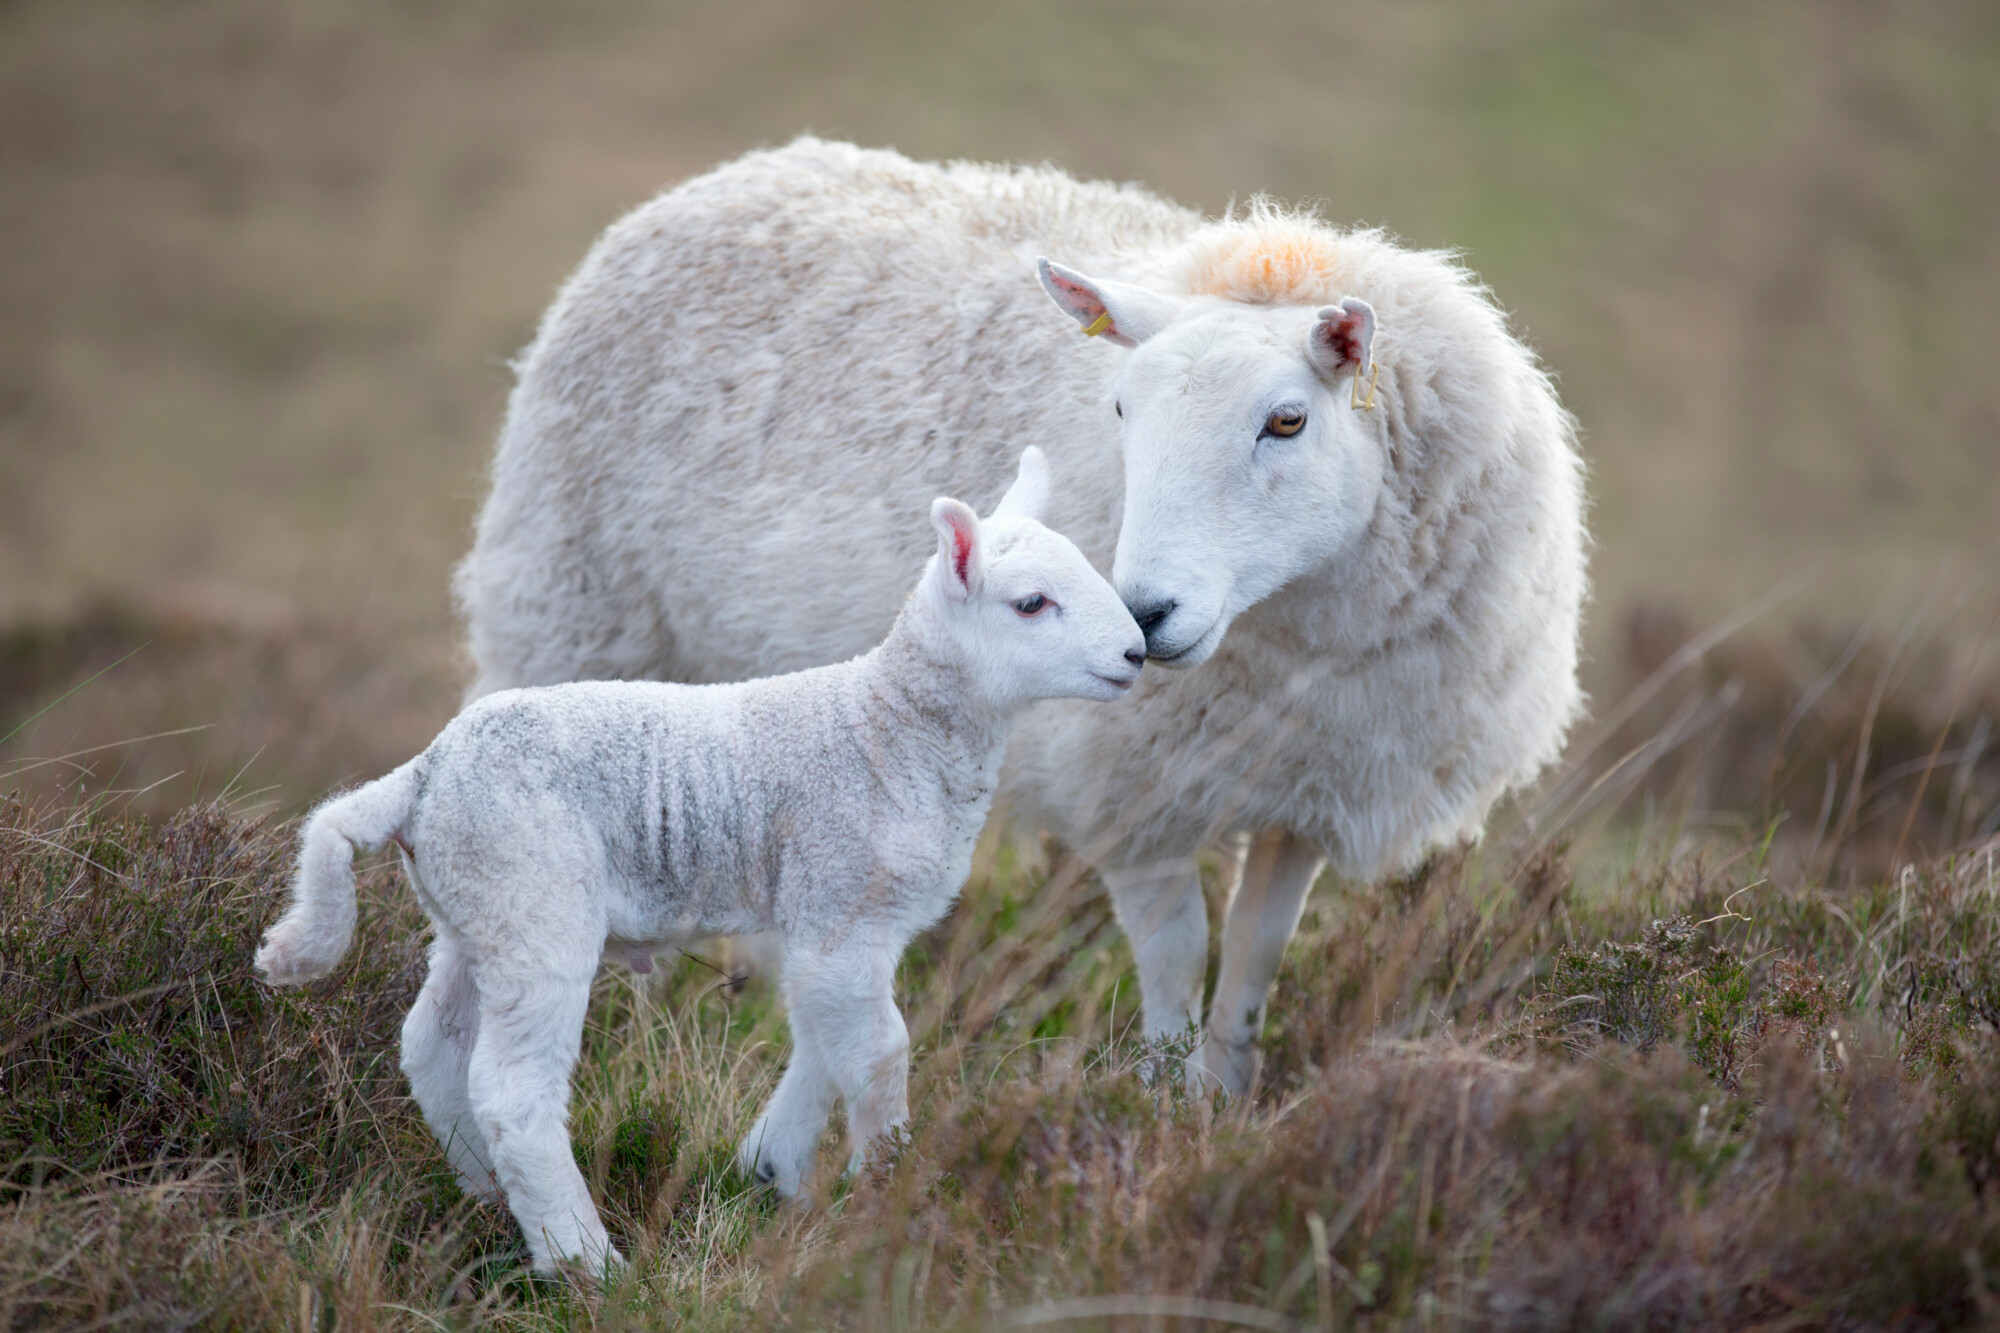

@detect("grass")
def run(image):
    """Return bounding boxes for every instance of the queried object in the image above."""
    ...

[6,622,2000,1329]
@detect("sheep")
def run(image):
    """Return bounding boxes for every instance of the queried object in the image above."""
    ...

[455,138,1589,1097]
[257,449,1147,1274]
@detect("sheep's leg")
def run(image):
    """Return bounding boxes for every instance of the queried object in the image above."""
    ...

[467,955,621,1275]
[817,950,910,1176]
[1104,855,1208,1078]
[737,1037,834,1197]
[1196,829,1323,1097]
[749,944,909,1188]
[400,928,502,1204]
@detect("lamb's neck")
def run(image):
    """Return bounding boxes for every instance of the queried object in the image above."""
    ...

[856,614,1014,784]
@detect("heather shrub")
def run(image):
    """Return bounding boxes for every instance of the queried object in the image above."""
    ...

[6,620,2000,1327]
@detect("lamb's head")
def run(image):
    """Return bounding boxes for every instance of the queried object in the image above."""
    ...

[921,447,1145,708]
[1038,258,1385,668]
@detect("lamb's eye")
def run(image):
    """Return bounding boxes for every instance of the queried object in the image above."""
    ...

[1264,409,1307,438]
[1114,401,1123,419]
[1013,594,1048,617]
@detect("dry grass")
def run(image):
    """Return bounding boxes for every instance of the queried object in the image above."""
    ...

[8,631,2000,1329]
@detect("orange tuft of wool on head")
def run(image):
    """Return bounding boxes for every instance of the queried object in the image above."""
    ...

[1178,210,1356,307]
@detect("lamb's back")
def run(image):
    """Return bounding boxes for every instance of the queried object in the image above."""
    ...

[412,675,868,937]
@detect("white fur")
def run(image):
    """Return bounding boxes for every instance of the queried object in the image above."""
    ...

[454,139,1589,1094]
[258,451,1145,1273]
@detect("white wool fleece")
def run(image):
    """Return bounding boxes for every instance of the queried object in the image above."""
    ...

[259,450,1146,1274]
[454,138,1590,1096]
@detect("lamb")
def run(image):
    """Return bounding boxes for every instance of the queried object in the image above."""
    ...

[256,449,1145,1273]
[455,138,1589,1097]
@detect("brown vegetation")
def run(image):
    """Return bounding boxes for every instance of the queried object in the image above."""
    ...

[6,624,2000,1328]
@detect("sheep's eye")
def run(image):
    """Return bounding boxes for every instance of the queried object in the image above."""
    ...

[1114,401,1123,419]
[1263,409,1307,438]
[1013,594,1048,617]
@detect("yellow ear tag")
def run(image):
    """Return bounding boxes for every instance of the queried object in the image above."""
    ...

[1081,312,1114,338]
[1349,359,1381,411]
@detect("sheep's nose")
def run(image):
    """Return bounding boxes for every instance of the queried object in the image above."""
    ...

[1130,599,1177,637]
[1124,648,1146,669]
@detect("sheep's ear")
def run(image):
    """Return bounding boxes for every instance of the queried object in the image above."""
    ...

[1308,298,1376,380]
[1037,259,1182,348]
[989,446,1050,523]
[929,497,984,601]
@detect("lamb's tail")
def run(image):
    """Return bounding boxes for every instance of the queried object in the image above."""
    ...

[255,757,424,986]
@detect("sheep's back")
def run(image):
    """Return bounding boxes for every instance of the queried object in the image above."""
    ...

[459,138,1192,690]
[457,140,1588,879]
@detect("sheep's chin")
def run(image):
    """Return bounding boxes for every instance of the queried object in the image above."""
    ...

[1148,615,1227,670]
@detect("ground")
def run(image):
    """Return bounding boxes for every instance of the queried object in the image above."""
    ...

[5,631,2000,1327]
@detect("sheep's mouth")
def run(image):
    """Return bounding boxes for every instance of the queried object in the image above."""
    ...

[1093,672,1139,692]
[1146,618,1223,669]
[1136,608,1224,664]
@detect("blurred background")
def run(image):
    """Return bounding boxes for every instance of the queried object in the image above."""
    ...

[2,0,1996,839]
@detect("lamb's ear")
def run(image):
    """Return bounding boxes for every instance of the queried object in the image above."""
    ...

[989,446,1050,523]
[929,497,984,601]
[1308,298,1376,379]
[1037,259,1182,349]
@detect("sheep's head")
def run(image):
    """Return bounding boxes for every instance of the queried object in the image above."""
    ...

[923,447,1145,708]
[1038,258,1385,668]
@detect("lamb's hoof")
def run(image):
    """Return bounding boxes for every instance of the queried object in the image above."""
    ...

[1190,1036,1258,1099]
[738,1131,810,1198]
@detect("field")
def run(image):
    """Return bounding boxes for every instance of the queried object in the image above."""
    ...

[7,651,2000,1328]
[4,0,2000,1327]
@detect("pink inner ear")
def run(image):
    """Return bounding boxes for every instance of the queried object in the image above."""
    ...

[1316,311,1365,368]
[952,523,974,587]
[1053,273,1109,325]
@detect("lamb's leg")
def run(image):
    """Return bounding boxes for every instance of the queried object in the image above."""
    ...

[467,956,621,1275]
[737,1037,834,1197]
[763,945,909,1184]
[400,929,502,1204]
[1196,829,1324,1097]
[1104,854,1208,1076]
[815,950,909,1175]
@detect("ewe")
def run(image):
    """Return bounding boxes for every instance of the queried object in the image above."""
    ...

[457,138,1588,1095]
[258,450,1144,1273]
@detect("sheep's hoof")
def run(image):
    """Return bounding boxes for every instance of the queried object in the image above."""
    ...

[547,1247,627,1289]
[847,1121,913,1181]
[1191,1036,1259,1099]
[738,1134,810,1198]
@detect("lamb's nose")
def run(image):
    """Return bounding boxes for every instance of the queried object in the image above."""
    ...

[1124,648,1146,669]
[1130,599,1177,637]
